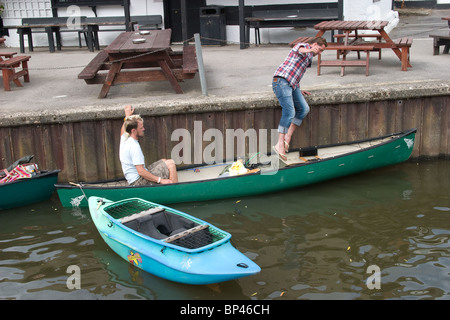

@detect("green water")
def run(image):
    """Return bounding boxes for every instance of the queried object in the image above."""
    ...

[0,160,449,300]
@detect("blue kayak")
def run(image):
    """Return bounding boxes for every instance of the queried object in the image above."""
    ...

[88,196,261,285]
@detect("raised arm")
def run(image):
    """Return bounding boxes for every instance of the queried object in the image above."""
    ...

[121,105,135,136]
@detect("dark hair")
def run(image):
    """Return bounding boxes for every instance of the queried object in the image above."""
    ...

[307,37,328,47]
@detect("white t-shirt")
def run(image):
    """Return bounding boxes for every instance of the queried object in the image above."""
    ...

[119,133,145,184]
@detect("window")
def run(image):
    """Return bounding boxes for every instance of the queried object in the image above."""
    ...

[2,0,52,18]
[51,0,124,7]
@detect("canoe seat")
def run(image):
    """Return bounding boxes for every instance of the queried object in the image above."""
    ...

[120,207,164,224]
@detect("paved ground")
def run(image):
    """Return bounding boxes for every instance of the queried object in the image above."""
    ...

[0,9,449,124]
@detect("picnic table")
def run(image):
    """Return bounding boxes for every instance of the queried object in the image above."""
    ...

[0,50,31,91]
[290,20,413,75]
[78,29,198,98]
[429,17,450,55]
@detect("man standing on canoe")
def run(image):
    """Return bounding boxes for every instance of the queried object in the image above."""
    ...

[120,105,178,185]
[272,37,327,162]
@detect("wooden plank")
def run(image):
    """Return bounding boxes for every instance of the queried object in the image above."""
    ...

[368,101,389,138]
[182,45,198,74]
[314,20,336,30]
[325,45,374,51]
[244,109,258,156]
[293,106,311,148]
[169,50,183,68]
[72,122,103,182]
[109,30,171,54]
[167,113,190,166]
[93,121,109,181]
[104,31,129,54]
[111,69,183,84]
[161,116,171,162]
[153,29,172,48]
[0,52,17,59]
[444,98,450,157]
[334,33,382,40]
[214,112,227,163]
[314,104,340,146]
[120,207,165,224]
[202,112,220,164]
[46,124,66,181]
[356,21,369,29]
[341,21,355,29]
[0,55,31,66]
[319,60,368,66]
[99,61,122,98]
[159,59,183,94]
[421,101,442,158]
[30,126,46,170]
[11,126,34,162]
[340,102,368,142]
[395,37,413,47]
[431,96,449,158]
[394,98,422,158]
[164,224,209,243]
[78,50,109,79]
[140,115,161,164]
[0,127,13,168]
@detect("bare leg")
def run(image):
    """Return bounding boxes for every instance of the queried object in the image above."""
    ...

[274,133,287,160]
[164,159,178,183]
[284,123,298,152]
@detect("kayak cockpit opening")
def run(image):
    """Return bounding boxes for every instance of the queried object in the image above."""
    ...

[104,198,228,249]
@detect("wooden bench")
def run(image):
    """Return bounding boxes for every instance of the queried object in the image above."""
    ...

[393,37,413,71]
[334,33,383,59]
[182,45,198,75]
[80,15,163,50]
[79,45,198,85]
[0,52,17,60]
[245,5,339,46]
[318,45,374,76]
[0,55,31,91]
[78,50,110,84]
[86,15,162,32]
[18,17,87,53]
[429,31,450,55]
[133,15,163,31]
[333,35,412,71]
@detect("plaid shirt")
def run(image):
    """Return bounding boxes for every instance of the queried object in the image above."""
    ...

[273,43,313,89]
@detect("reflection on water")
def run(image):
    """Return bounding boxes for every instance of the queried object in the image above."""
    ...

[0,160,449,300]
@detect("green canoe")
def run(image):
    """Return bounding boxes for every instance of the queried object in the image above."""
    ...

[1,170,60,210]
[56,129,416,208]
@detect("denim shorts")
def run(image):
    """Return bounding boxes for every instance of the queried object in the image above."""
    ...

[272,77,310,134]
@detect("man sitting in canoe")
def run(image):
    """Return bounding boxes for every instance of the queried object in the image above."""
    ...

[120,105,178,185]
